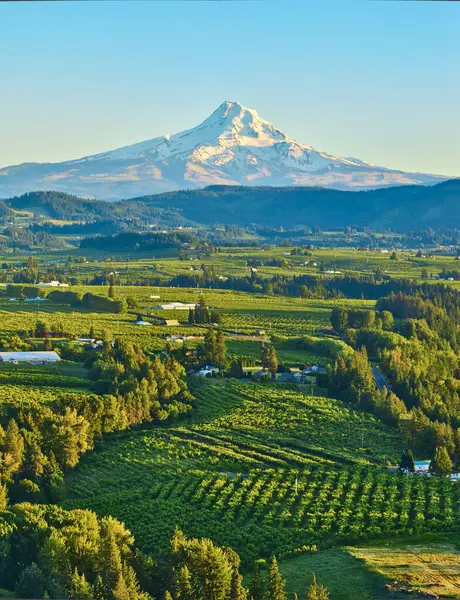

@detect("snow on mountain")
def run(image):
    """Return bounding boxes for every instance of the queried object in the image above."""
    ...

[0,101,449,200]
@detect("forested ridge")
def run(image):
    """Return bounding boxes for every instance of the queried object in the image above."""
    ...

[328,284,460,465]
[3,178,460,233]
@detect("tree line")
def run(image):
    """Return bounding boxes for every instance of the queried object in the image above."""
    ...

[0,503,329,600]
[0,340,193,507]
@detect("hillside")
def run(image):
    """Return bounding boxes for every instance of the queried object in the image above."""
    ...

[2,179,460,233]
[125,179,460,230]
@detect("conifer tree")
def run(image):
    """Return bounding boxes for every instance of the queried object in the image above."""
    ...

[306,573,329,600]
[215,329,227,369]
[229,360,244,379]
[69,568,93,600]
[267,346,278,378]
[203,328,217,365]
[230,567,247,600]
[112,572,130,600]
[92,575,106,600]
[100,529,124,594]
[0,482,8,511]
[268,557,287,600]
[173,564,192,600]
[431,446,453,476]
[3,418,24,475]
[261,346,270,371]
[248,565,266,600]
[399,449,415,473]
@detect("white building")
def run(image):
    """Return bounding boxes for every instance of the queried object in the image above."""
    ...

[37,281,69,288]
[197,365,219,376]
[158,302,197,310]
[0,351,61,364]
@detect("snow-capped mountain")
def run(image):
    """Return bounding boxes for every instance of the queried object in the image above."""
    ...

[0,101,448,200]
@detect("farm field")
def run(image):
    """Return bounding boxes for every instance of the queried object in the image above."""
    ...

[2,243,460,597]
[0,285,371,353]
[64,378,460,565]
[4,245,460,285]
[349,543,460,599]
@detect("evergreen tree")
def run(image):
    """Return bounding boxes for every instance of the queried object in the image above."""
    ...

[165,592,173,600]
[108,284,115,299]
[3,418,24,475]
[173,564,192,600]
[267,346,278,378]
[112,572,130,600]
[268,557,287,600]
[70,568,93,600]
[306,573,329,600]
[399,449,415,473]
[22,437,46,479]
[92,575,106,600]
[100,528,124,595]
[203,328,217,365]
[229,360,244,379]
[215,329,227,369]
[230,567,247,600]
[248,565,266,600]
[0,482,8,511]
[431,446,453,476]
[330,307,348,333]
[261,346,270,371]
[90,324,95,338]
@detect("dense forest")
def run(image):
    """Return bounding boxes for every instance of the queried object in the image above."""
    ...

[327,284,460,470]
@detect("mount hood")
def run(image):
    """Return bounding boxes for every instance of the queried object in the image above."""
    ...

[0,101,449,200]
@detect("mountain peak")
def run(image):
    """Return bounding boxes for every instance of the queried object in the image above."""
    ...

[0,102,449,200]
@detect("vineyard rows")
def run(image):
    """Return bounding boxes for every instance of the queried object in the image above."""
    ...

[66,379,407,562]
[66,465,460,564]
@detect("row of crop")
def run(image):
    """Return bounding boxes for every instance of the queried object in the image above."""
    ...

[66,465,460,565]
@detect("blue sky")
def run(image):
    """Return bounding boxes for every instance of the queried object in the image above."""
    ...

[0,1,459,176]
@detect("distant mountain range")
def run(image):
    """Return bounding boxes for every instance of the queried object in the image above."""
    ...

[3,179,460,231]
[0,101,452,201]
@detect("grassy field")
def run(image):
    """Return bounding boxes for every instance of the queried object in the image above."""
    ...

[279,548,385,600]
[349,543,460,599]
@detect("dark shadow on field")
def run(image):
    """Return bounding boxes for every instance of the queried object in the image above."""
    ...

[279,547,397,600]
